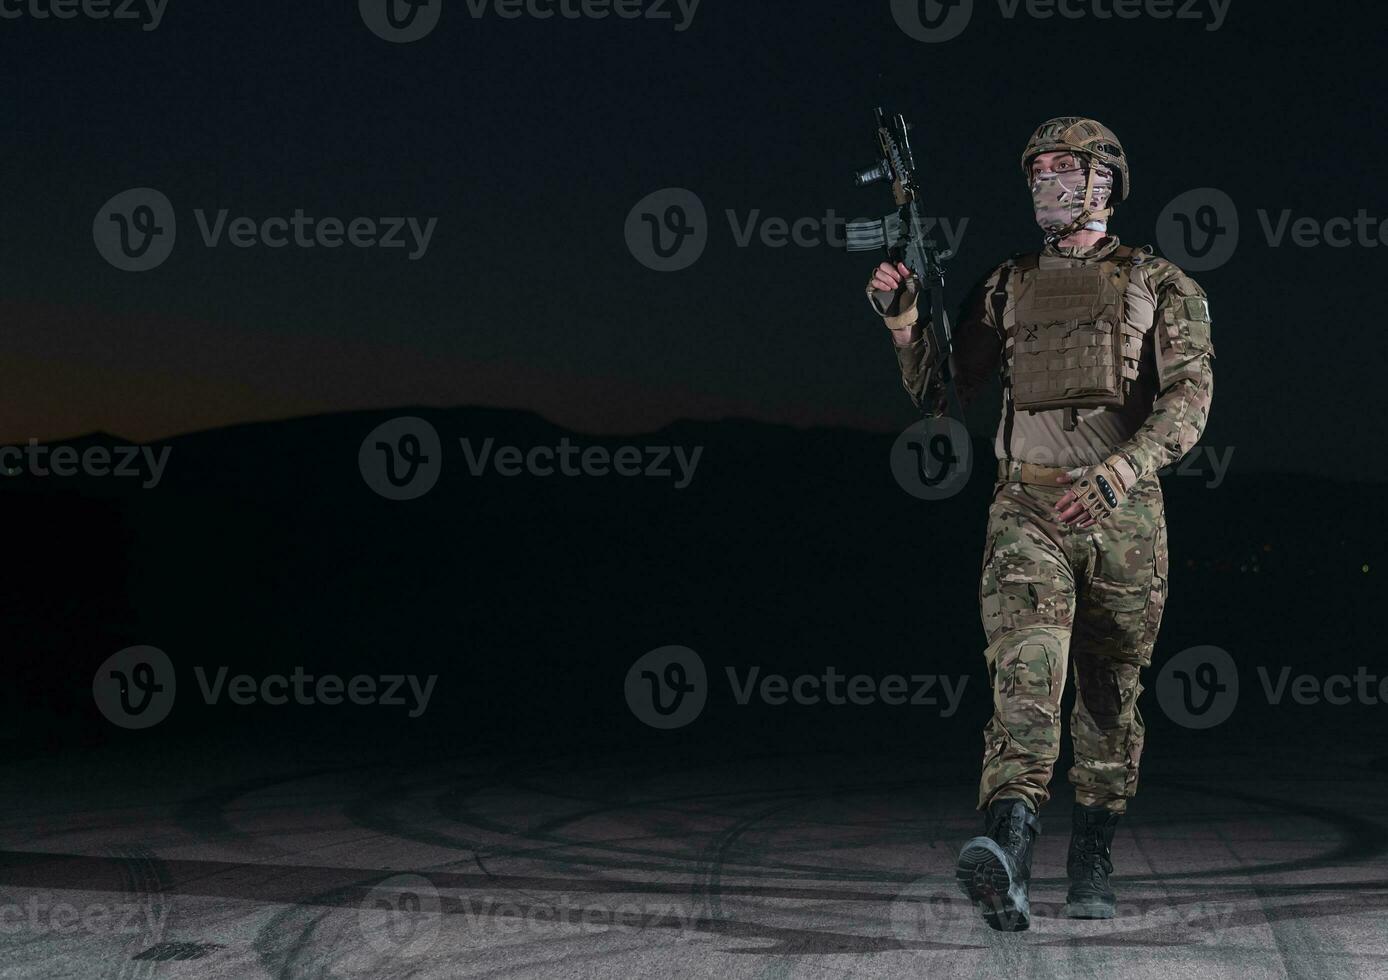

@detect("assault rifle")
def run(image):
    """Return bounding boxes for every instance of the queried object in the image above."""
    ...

[848,108,961,421]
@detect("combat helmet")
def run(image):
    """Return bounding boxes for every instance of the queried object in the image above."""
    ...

[1021,117,1130,200]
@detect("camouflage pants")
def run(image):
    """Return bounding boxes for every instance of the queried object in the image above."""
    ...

[977,476,1168,814]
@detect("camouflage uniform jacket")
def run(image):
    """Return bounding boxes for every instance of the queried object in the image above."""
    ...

[878,236,1214,487]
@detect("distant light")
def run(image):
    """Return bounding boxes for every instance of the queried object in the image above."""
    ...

[1364,564,1371,574]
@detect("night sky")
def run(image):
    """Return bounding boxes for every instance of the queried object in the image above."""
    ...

[4,0,1384,477]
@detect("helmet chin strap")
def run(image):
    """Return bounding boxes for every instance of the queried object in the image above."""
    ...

[1044,163,1115,244]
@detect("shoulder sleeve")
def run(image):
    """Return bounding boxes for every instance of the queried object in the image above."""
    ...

[1112,257,1215,484]
[1146,258,1215,388]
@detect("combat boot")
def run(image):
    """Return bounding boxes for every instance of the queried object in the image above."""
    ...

[1063,804,1121,919]
[955,798,1041,932]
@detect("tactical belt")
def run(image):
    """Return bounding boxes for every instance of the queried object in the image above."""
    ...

[997,459,1070,486]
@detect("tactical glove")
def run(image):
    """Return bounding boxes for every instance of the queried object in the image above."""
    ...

[1068,458,1131,525]
[866,273,920,322]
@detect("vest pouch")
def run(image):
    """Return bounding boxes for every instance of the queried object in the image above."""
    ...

[1007,258,1131,413]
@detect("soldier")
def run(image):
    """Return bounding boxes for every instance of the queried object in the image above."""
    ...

[866,118,1214,931]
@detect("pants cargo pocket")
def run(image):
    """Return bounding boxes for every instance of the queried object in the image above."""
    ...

[1140,519,1169,665]
[1122,696,1147,798]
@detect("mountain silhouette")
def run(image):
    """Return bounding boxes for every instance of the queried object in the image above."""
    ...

[4,407,1378,762]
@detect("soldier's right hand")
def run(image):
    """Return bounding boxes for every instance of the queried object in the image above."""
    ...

[870,261,912,293]
[868,261,920,318]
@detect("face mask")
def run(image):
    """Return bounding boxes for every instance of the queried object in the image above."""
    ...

[1030,161,1114,236]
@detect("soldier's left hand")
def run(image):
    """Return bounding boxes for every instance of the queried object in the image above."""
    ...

[1054,459,1130,529]
[1053,476,1096,529]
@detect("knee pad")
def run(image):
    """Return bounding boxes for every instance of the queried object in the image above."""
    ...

[988,626,1068,707]
[1074,657,1141,732]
